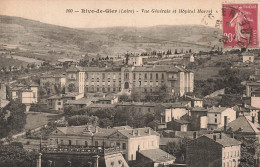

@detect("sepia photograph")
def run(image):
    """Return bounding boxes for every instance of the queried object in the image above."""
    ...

[0,0,260,166]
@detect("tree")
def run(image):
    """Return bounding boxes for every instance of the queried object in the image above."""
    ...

[0,145,37,167]
[68,83,76,92]
[67,115,99,126]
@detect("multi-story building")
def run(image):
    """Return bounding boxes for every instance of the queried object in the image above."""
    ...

[40,74,66,87]
[10,82,38,104]
[65,65,194,97]
[186,133,241,167]
[207,106,237,130]
[0,83,9,108]
[48,125,160,161]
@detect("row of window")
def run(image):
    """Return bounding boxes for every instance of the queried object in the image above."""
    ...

[223,150,240,160]
[50,139,127,149]
[223,160,238,167]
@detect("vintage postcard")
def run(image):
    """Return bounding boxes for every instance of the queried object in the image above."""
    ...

[0,0,260,167]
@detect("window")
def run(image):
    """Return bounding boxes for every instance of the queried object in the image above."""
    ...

[117,142,120,148]
[139,81,141,86]
[95,141,98,146]
[58,102,61,105]
[131,154,133,160]
[122,143,126,149]
[102,73,105,79]
[61,140,64,145]
[156,73,158,80]
[133,73,136,80]
[85,141,88,147]
[145,73,147,79]
[103,142,106,147]
[76,140,79,145]
[162,73,164,79]
[148,108,150,112]
[69,140,72,146]
[150,73,152,79]
[215,118,217,123]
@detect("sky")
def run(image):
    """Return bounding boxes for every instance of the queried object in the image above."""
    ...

[0,0,228,28]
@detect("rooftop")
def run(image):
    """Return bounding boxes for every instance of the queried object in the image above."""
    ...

[118,127,159,138]
[220,116,260,134]
[133,65,189,73]
[139,149,176,163]
[65,98,94,105]
[208,107,228,113]
[202,133,241,147]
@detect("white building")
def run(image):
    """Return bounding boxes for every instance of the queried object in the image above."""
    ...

[207,106,237,130]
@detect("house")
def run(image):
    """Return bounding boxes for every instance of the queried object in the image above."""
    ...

[242,53,255,63]
[65,98,94,109]
[245,82,260,97]
[186,133,241,167]
[189,107,208,131]
[86,103,116,112]
[116,102,157,115]
[147,120,167,131]
[136,148,176,167]
[47,125,160,161]
[47,95,63,111]
[156,102,190,123]
[96,94,119,104]
[207,106,236,130]
[218,116,260,142]
[183,54,195,63]
[167,119,190,132]
[40,74,66,88]
[233,104,259,123]
[47,92,84,111]
[185,95,203,107]
[10,82,38,110]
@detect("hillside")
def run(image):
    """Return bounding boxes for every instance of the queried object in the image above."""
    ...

[0,15,221,63]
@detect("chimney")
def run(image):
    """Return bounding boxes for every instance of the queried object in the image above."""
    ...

[252,116,255,123]
[219,132,222,139]
[137,130,140,136]
[224,116,227,131]
[213,135,217,141]
[231,132,234,138]
[132,130,135,136]
[193,132,197,139]
[148,128,151,135]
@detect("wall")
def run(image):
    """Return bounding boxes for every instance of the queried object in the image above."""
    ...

[251,96,260,108]
[186,136,222,167]
[164,108,188,123]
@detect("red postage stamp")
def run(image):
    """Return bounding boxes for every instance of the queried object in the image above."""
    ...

[222,4,258,47]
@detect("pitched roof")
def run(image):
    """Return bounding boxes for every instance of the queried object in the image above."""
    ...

[190,107,208,112]
[173,119,190,124]
[139,149,176,163]
[118,127,159,138]
[87,103,116,108]
[104,152,129,167]
[208,107,228,113]
[221,116,260,134]
[65,98,94,105]
[83,67,121,72]
[133,65,188,72]
[56,125,117,137]
[203,133,241,147]
[48,95,63,100]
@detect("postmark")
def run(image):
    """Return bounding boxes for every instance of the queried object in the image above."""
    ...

[222,4,258,48]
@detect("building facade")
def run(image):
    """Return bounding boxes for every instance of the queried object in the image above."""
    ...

[65,65,194,97]
[48,125,160,161]
[207,107,237,130]
[186,133,241,167]
[40,74,66,88]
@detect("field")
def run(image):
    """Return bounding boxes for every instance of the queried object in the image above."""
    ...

[24,112,62,130]
[0,15,221,63]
